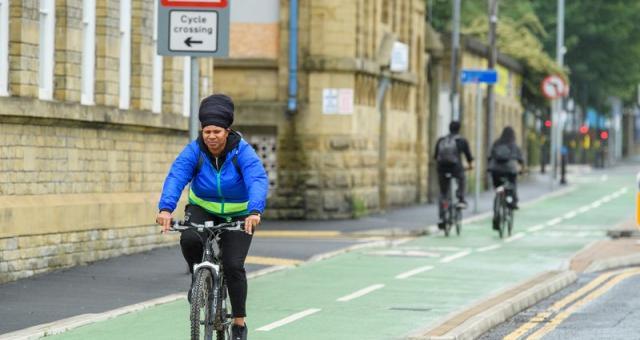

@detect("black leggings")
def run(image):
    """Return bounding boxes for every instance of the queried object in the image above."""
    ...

[180,204,253,318]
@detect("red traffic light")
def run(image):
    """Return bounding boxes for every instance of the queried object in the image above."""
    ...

[544,120,552,128]
[579,125,589,134]
[600,131,609,140]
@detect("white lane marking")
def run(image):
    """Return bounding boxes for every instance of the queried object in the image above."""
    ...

[527,224,545,232]
[621,187,629,194]
[578,206,590,213]
[395,266,434,279]
[601,196,612,203]
[440,250,472,263]
[601,175,608,181]
[563,211,577,219]
[476,244,502,252]
[590,202,602,209]
[505,233,526,243]
[256,308,322,331]
[546,218,563,226]
[337,284,385,302]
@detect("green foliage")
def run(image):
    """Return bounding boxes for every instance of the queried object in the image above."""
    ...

[428,0,640,110]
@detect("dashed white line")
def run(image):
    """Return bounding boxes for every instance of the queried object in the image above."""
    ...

[256,308,322,331]
[440,250,472,263]
[395,266,434,279]
[337,284,385,302]
[505,233,526,243]
[590,202,602,209]
[563,211,577,219]
[476,244,502,252]
[578,206,590,213]
[546,218,563,226]
[527,224,545,232]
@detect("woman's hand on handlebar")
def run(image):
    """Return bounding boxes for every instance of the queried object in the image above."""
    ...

[244,214,261,235]
[156,211,173,234]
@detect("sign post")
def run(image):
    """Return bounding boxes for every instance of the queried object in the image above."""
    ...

[461,69,498,213]
[157,0,230,140]
[541,75,569,185]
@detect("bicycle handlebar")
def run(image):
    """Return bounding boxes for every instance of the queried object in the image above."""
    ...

[169,220,245,233]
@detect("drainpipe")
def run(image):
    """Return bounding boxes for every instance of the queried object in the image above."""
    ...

[287,0,299,116]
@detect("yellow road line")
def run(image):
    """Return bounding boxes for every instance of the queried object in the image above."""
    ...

[504,268,640,340]
[526,268,640,339]
[254,230,343,238]
[245,256,303,266]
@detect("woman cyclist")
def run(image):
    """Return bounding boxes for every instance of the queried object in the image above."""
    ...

[488,126,525,229]
[156,94,268,340]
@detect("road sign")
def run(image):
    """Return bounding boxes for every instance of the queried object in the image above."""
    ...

[461,69,498,84]
[541,75,569,99]
[161,0,228,7]
[157,0,229,57]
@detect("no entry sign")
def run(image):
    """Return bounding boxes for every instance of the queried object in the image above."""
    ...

[541,75,569,100]
[157,0,229,57]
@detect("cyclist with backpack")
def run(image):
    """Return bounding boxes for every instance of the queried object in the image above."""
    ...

[488,126,525,211]
[156,94,268,340]
[434,121,474,229]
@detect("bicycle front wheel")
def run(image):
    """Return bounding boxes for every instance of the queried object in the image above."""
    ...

[215,283,231,340]
[191,269,214,340]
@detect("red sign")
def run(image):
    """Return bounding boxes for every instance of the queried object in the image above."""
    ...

[161,0,228,8]
[541,75,569,100]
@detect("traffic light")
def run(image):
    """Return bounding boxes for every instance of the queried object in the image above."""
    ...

[600,131,609,140]
[579,125,589,134]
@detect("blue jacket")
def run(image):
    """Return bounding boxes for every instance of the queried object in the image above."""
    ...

[158,134,268,216]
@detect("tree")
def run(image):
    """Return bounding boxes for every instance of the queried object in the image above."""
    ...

[531,0,640,110]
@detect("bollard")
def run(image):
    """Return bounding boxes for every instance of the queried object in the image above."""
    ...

[637,172,640,228]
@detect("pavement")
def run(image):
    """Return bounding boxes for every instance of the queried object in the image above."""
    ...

[1,163,639,339]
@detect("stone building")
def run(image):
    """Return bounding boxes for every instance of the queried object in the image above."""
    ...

[0,0,214,283]
[218,0,429,219]
[0,0,431,283]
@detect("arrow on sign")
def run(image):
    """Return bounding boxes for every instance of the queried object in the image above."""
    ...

[184,37,203,47]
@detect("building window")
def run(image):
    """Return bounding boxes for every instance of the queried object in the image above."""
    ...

[119,0,131,109]
[152,1,163,113]
[183,57,191,117]
[0,0,9,96]
[81,0,96,105]
[39,0,55,100]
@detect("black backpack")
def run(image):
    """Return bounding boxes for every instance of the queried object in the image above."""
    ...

[437,135,460,165]
[493,144,512,163]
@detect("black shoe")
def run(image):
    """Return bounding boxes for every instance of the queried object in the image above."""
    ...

[492,218,499,230]
[437,221,445,230]
[187,273,195,304]
[231,323,248,340]
[456,200,468,209]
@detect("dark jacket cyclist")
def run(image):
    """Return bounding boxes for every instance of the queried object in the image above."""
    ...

[488,126,525,210]
[156,94,268,340]
[434,121,474,229]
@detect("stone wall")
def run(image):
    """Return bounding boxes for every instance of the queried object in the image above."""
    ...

[0,2,214,284]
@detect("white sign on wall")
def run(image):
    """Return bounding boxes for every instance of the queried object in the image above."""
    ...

[390,41,409,72]
[323,88,353,114]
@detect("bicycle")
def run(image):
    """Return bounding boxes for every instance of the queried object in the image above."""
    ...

[493,177,515,239]
[170,219,245,340]
[440,172,462,237]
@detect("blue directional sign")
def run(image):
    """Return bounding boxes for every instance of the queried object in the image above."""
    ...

[461,69,498,84]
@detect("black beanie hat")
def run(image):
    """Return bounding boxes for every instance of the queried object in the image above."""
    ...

[198,94,234,129]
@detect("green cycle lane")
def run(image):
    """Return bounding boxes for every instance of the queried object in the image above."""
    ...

[48,171,636,340]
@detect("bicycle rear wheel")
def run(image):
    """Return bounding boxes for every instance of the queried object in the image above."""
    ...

[191,269,214,340]
[507,207,514,237]
[455,208,462,236]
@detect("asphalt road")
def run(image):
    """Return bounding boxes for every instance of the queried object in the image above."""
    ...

[481,267,640,340]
